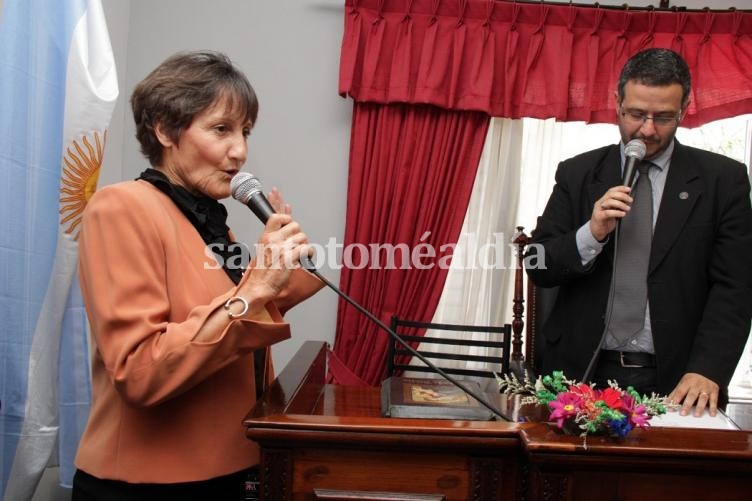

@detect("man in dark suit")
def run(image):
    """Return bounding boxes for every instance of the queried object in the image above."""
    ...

[527,48,752,418]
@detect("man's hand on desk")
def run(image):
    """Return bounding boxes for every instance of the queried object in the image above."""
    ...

[668,372,720,417]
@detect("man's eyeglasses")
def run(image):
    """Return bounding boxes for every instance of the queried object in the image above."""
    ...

[620,108,681,128]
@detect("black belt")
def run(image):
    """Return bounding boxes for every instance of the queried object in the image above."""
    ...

[600,350,656,368]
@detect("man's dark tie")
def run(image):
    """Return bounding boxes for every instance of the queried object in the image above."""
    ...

[608,161,653,348]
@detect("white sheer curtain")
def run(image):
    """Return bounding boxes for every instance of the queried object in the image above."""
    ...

[408,118,523,385]
[412,118,619,378]
[516,119,617,232]
[411,117,616,384]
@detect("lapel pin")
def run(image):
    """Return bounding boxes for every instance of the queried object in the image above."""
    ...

[679,191,689,200]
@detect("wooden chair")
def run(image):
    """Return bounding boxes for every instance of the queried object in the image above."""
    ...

[524,279,558,376]
[384,226,554,383]
[385,317,512,381]
[511,227,558,377]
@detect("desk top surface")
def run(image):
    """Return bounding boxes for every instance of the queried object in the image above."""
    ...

[244,341,752,462]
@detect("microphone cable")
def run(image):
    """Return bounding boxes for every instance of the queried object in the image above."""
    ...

[231,171,507,420]
[581,221,624,383]
[305,266,507,420]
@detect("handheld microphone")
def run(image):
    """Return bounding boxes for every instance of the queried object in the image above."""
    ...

[622,139,647,187]
[231,172,315,271]
[230,172,507,421]
[231,172,276,223]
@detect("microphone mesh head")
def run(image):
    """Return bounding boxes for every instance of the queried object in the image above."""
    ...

[624,139,647,160]
[231,172,263,204]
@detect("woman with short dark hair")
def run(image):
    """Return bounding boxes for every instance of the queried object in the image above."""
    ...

[71,51,322,500]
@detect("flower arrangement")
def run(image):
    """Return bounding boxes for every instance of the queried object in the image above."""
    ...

[497,371,675,444]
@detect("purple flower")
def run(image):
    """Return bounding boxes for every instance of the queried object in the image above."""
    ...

[622,394,650,428]
[548,392,581,428]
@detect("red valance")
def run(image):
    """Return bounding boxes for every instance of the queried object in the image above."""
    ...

[339,0,752,127]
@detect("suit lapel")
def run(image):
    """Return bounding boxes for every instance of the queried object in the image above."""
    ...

[587,145,622,207]
[649,142,701,273]
[587,146,622,260]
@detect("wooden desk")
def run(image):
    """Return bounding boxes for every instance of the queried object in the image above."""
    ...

[245,342,752,500]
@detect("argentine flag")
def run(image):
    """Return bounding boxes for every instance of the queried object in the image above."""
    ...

[0,0,117,499]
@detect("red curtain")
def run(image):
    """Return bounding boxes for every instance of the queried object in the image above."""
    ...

[332,102,489,385]
[340,0,752,128]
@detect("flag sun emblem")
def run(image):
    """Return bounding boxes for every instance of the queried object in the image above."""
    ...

[59,131,107,238]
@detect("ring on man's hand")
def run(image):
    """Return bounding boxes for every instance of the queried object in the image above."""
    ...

[699,391,709,397]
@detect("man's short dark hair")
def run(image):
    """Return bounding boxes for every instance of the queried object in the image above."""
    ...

[131,51,258,166]
[617,48,691,107]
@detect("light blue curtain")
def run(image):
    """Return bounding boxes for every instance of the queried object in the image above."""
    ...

[0,1,117,498]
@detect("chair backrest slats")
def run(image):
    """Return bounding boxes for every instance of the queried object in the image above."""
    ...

[385,315,512,380]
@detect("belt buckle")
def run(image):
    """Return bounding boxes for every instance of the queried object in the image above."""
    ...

[619,352,643,368]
